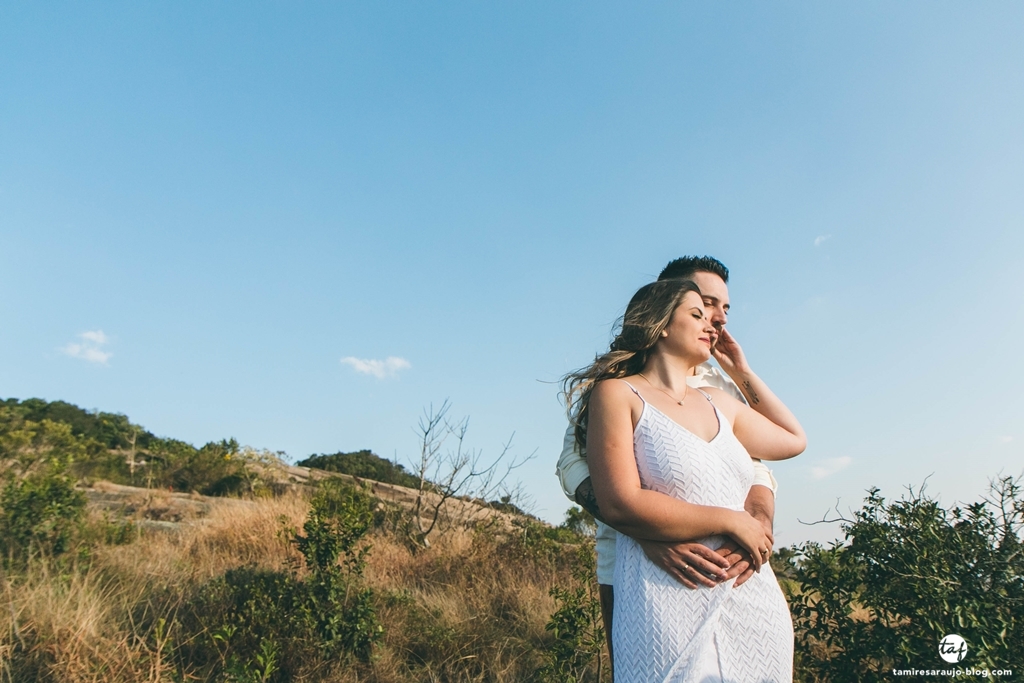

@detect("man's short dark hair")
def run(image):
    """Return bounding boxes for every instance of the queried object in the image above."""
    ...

[657,256,729,283]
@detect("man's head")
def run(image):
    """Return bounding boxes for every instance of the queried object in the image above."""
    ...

[657,256,730,339]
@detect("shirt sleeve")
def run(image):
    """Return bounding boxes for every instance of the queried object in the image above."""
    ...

[555,423,591,501]
[750,459,778,496]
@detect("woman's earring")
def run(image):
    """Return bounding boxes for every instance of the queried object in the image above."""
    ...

[661,330,669,337]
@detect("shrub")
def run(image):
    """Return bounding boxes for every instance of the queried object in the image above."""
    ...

[791,476,1024,681]
[295,477,382,660]
[186,566,304,680]
[179,479,383,681]
[0,452,86,566]
[537,541,606,683]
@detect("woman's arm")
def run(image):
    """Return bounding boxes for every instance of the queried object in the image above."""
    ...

[710,328,806,461]
[586,379,774,568]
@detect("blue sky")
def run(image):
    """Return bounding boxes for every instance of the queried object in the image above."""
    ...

[2,2,1023,545]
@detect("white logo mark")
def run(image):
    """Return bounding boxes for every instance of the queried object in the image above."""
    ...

[939,634,967,663]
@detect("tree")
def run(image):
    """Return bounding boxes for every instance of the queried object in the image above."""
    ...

[409,401,533,548]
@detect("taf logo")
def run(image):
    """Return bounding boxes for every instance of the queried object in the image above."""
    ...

[939,634,967,663]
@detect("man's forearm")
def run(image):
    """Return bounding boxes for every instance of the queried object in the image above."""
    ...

[574,477,608,524]
[744,484,775,531]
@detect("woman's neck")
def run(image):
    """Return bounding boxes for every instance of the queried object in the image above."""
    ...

[640,352,700,392]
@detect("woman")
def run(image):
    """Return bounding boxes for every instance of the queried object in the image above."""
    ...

[565,279,805,682]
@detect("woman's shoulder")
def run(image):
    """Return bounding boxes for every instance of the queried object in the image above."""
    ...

[592,376,642,401]
[701,386,743,418]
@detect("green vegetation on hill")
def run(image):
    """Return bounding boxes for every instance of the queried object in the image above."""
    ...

[297,450,422,489]
[0,398,453,499]
[1,398,249,495]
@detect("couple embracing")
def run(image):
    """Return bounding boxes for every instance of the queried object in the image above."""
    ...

[557,256,806,682]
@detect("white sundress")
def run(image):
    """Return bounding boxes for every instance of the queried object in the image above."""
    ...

[612,383,794,683]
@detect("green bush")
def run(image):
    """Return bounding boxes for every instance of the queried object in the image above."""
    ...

[791,476,1024,681]
[0,453,86,566]
[2,398,142,451]
[561,505,597,538]
[295,477,382,659]
[179,479,383,681]
[186,567,303,681]
[0,406,142,571]
[537,541,606,683]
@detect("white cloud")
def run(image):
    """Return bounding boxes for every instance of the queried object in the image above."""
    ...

[79,330,109,344]
[814,234,832,247]
[810,456,851,480]
[61,330,112,365]
[341,356,411,379]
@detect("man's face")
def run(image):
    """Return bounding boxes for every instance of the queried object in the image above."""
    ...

[689,272,730,346]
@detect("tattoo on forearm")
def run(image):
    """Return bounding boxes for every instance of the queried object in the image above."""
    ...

[574,477,606,524]
[742,381,760,405]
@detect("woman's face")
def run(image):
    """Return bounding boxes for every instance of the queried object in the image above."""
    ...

[659,291,715,363]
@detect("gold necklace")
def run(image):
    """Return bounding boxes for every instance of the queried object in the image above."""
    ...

[637,372,687,406]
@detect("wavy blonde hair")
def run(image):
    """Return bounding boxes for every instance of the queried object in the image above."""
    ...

[563,278,702,451]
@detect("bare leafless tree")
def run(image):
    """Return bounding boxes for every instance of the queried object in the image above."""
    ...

[409,400,534,548]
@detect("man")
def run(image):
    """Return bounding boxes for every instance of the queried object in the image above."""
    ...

[555,255,778,663]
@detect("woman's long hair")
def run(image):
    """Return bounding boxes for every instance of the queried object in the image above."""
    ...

[563,278,702,452]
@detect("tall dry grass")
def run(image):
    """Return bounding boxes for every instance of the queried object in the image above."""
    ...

[0,490,583,683]
[1,493,303,682]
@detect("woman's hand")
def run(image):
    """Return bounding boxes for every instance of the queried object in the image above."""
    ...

[725,510,774,571]
[710,327,750,377]
[637,539,731,589]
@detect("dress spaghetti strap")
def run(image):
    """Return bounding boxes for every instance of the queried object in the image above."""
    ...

[619,379,646,402]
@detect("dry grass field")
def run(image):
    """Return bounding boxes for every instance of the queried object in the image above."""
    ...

[0,481,596,683]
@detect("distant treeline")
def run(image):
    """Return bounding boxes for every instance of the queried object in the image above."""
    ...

[297,450,422,489]
[0,398,408,495]
[0,397,250,495]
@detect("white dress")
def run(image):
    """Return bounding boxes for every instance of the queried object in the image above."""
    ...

[613,384,793,683]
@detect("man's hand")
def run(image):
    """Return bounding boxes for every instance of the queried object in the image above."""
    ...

[744,485,775,532]
[637,539,731,589]
[717,539,756,587]
[729,487,776,587]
